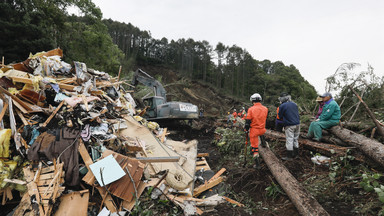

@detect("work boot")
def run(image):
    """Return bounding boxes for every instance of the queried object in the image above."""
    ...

[301,134,312,139]
[293,147,299,158]
[260,135,266,147]
[282,150,294,161]
[253,157,261,169]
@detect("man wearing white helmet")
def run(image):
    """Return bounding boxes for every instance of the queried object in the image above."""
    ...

[245,93,268,169]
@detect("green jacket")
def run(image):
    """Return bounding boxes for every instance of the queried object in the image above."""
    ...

[319,99,341,122]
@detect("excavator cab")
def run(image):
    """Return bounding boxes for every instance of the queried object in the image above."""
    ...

[132,69,198,120]
[143,96,166,118]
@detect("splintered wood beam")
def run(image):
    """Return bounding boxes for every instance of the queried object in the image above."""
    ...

[23,167,45,216]
[15,108,30,125]
[160,128,167,143]
[0,86,32,111]
[42,100,64,127]
[0,100,9,122]
[193,177,224,197]
[11,76,76,91]
[222,196,244,207]
[197,153,209,157]
[125,145,143,152]
[208,168,226,183]
[136,156,180,163]
[117,65,122,82]
[78,140,117,212]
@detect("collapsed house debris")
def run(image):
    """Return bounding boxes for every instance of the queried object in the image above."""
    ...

[0,48,240,215]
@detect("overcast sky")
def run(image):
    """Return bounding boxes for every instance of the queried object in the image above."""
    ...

[91,0,384,94]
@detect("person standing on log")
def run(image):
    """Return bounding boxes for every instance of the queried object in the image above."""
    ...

[245,93,268,169]
[307,92,341,141]
[277,93,301,160]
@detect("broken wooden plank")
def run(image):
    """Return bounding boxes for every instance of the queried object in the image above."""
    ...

[3,178,26,185]
[40,166,55,174]
[42,100,64,127]
[136,156,180,163]
[0,100,8,123]
[78,141,117,212]
[38,173,56,181]
[197,153,209,157]
[15,108,30,125]
[23,167,45,216]
[222,196,244,207]
[193,177,224,197]
[11,76,77,91]
[54,190,89,216]
[0,86,32,111]
[208,168,226,183]
[160,128,167,143]
[103,150,145,202]
[37,177,64,187]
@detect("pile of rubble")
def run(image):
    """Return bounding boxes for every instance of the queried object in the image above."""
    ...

[0,48,241,215]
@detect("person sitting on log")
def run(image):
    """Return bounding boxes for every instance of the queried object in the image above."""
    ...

[315,96,325,119]
[306,92,341,142]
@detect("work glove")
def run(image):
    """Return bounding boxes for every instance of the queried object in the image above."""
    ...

[244,119,251,131]
[315,119,320,122]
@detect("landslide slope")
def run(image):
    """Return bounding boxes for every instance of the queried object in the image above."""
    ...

[136,66,246,117]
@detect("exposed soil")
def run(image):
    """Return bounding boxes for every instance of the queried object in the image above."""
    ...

[167,114,382,215]
[142,67,383,215]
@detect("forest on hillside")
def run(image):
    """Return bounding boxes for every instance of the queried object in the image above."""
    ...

[1,0,384,113]
[0,0,318,103]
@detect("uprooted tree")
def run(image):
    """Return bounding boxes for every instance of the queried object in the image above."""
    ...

[325,63,384,138]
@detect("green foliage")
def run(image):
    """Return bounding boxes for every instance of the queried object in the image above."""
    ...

[102,20,317,103]
[360,173,382,193]
[1,0,124,75]
[360,173,384,215]
[265,182,284,200]
[328,149,355,182]
[213,127,245,155]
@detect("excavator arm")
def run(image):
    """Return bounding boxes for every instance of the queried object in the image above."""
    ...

[131,69,167,100]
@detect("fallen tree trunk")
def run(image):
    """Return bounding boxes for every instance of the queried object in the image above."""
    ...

[349,86,384,137]
[259,144,330,216]
[321,136,348,147]
[330,126,384,167]
[264,130,347,156]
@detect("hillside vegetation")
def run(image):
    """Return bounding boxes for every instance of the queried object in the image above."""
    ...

[2,0,316,104]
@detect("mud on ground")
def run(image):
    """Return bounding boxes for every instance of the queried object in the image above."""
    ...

[168,116,382,216]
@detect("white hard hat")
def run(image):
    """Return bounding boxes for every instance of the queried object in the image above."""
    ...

[250,93,262,102]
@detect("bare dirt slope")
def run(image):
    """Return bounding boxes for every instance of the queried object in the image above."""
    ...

[138,66,246,117]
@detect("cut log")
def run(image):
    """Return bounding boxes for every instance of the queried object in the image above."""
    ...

[259,144,330,216]
[330,126,384,167]
[264,130,347,156]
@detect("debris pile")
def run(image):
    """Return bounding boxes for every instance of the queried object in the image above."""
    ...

[0,48,240,215]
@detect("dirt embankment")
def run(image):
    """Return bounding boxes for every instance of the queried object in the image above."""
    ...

[137,66,247,117]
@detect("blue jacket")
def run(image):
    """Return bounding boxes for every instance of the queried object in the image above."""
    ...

[278,101,300,126]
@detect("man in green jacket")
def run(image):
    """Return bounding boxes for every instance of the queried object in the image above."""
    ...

[307,92,341,141]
